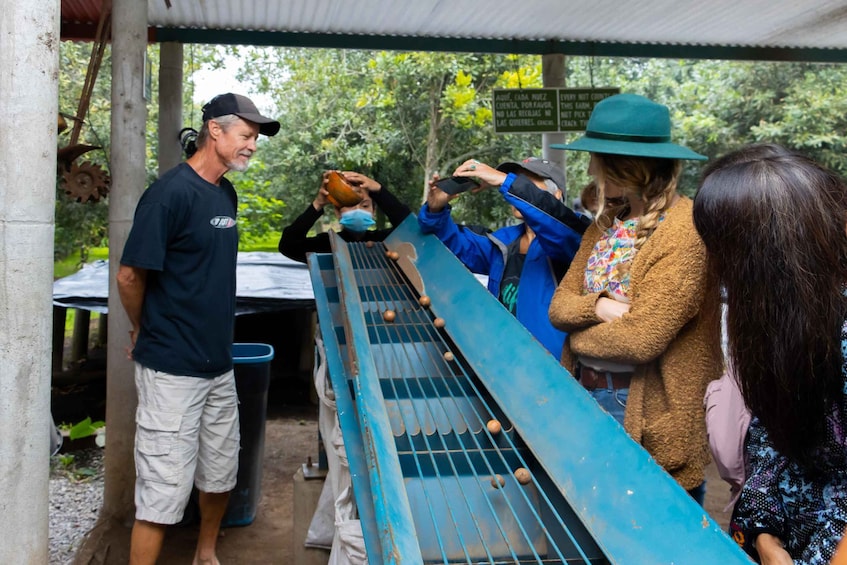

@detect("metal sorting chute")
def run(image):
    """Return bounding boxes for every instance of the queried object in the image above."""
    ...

[307,216,748,565]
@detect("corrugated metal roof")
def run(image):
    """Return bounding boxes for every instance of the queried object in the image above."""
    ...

[60,0,847,61]
[61,0,103,22]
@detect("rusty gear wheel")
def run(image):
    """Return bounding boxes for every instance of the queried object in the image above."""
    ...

[60,161,110,203]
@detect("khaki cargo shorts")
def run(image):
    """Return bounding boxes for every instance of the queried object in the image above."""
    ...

[133,364,240,524]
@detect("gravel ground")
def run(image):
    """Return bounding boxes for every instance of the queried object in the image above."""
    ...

[49,448,105,565]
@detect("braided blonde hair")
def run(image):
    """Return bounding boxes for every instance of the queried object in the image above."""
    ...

[592,153,682,251]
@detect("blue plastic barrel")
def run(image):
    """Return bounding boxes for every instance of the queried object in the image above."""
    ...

[222,343,275,528]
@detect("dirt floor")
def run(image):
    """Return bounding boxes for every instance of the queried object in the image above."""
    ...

[57,371,732,564]
[53,370,323,565]
[54,311,734,563]
[156,381,323,565]
[153,391,733,565]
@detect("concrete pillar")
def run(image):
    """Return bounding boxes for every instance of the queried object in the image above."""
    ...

[541,54,567,189]
[0,0,59,562]
[101,0,147,521]
[158,42,184,176]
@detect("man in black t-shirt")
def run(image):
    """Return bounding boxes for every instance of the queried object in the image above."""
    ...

[117,93,279,565]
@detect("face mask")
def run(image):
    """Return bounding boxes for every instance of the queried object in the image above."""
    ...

[339,209,375,233]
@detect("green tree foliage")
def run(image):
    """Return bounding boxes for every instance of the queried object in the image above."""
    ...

[56,42,165,263]
[232,47,545,230]
[747,64,847,172]
[362,51,543,227]
[232,162,286,245]
[56,40,847,264]
[54,43,265,263]
[55,41,113,263]
[239,48,847,230]
[562,58,847,195]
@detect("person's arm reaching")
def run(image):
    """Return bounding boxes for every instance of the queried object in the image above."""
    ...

[278,204,328,263]
[278,178,332,263]
[418,181,497,275]
[450,160,588,264]
[501,173,589,263]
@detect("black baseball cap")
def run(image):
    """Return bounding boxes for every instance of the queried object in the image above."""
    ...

[496,157,566,193]
[202,93,281,137]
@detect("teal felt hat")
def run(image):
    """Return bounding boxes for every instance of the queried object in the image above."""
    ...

[550,93,707,161]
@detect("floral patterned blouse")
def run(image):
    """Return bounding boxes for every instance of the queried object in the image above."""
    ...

[730,322,847,564]
[583,217,639,300]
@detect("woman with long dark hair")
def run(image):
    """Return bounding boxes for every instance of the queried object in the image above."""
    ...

[693,143,847,565]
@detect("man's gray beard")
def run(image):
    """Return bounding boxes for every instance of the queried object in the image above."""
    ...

[227,159,250,173]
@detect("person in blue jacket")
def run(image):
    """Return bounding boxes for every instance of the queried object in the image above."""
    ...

[418,157,589,357]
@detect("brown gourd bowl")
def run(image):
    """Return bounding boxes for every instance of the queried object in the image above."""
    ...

[325,171,363,207]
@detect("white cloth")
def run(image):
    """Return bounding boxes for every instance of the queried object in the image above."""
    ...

[50,414,63,456]
[305,335,367,564]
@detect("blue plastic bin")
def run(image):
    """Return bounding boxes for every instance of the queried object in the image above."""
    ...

[222,342,275,527]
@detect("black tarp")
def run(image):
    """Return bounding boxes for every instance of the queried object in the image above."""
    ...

[52,252,315,315]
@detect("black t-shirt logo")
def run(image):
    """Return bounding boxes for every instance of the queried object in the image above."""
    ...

[210,216,236,229]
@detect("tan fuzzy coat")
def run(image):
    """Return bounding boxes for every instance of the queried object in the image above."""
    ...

[549,197,722,490]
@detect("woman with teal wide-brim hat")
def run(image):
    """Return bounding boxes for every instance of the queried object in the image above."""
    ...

[550,93,707,161]
[548,93,721,506]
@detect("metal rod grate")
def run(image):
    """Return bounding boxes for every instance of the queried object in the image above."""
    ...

[342,241,606,564]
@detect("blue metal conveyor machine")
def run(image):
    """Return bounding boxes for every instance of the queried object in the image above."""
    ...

[307,216,748,565]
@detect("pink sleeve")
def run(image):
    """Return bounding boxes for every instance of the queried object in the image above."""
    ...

[704,370,751,509]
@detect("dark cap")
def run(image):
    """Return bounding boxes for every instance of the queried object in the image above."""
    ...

[496,157,566,192]
[202,93,281,137]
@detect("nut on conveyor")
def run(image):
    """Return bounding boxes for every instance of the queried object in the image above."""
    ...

[514,467,531,485]
[486,419,502,435]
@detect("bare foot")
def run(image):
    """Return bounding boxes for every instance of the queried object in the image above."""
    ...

[192,557,220,565]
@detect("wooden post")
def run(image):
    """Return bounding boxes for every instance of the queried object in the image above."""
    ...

[158,42,184,176]
[97,312,108,346]
[71,308,91,362]
[542,53,567,189]
[53,306,68,373]
[104,0,147,523]
[73,1,147,558]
